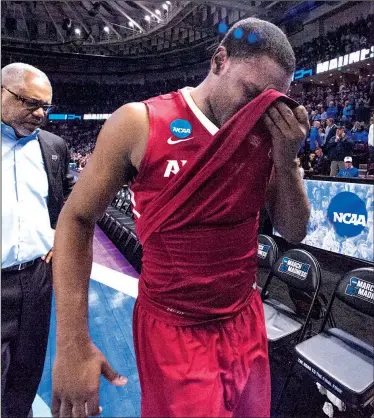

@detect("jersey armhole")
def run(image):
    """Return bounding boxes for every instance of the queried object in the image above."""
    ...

[132,101,154,184]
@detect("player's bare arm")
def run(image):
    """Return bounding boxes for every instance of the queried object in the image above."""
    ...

[264,101,311,243]
[51,102,148,417]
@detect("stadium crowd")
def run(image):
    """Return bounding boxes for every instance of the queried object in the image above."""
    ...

[47,122,102,170]
[294,14,374,70]
[293,74,373,122]
[48,72,374,174]
[45,14,374,175]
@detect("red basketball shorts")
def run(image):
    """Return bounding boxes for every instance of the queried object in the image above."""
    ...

[133,290,270,417]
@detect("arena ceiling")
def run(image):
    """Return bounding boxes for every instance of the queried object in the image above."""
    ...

[1,1,351,57]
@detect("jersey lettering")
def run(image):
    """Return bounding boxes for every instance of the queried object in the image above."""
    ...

[164,160,187,177]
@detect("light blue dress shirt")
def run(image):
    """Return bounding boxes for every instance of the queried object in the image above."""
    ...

[2,122,54,268]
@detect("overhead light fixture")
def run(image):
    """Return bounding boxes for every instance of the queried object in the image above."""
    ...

[74,28,81,35]
[368,63,371,66]
[166,1,171,4]
[104,26,109,33]
[145,15,151,21]
[162,3,168,10]
[155,9,161,15]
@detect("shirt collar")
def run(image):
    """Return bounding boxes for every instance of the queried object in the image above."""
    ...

[1,121,40,142]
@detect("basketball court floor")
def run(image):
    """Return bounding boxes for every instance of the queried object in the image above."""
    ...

[34,226,141,417]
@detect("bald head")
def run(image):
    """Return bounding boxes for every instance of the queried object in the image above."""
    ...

[2,63,51,91]
[2,63,52,137]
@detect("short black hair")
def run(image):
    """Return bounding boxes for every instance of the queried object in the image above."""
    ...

[220,18,296,75]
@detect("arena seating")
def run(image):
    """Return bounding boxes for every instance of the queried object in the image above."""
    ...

[294,14,374,73]
[278,267,374,414]
[260,249,322,350]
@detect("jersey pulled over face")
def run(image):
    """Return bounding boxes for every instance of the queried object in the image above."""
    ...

[130,87,273,324]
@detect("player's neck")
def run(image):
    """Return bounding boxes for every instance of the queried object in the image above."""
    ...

[190,81,221,128]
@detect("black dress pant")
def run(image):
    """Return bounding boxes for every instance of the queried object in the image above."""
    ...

[2,259,52,418]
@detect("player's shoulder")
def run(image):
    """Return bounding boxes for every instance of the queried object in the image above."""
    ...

[144,90,180,104]
[109,102,148,124]
[99,102,149,152]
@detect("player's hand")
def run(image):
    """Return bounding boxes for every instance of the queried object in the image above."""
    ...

[42,248,53,263]
[262,101,309,169]
[52,342,127,417]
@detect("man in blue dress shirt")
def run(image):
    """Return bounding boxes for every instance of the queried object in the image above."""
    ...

[1,63,75,417]
[336,156,359,177]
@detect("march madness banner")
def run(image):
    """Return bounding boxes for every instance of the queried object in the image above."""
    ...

[274,179,373,262]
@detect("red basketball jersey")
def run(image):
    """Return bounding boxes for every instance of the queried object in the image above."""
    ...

[130,87,273,324]
[130,88,219,219]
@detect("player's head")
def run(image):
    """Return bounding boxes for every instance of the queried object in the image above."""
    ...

[207,18,295,126]
[1,63,52,137]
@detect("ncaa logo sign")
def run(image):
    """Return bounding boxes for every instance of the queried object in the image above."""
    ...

[170,119,192,139]
[327,192,367,238]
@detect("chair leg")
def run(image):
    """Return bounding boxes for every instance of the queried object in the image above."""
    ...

[275,362,296,414]
[328,311,337,328]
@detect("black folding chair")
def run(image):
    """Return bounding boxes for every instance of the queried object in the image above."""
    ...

[106,215,133,240]
[110,189,123,207]
[111,218,136,244]
[257,234,279,297]
[261,248,322,350]
[257,234,279,270]
[117,188,132,212]
[278,267,374,414]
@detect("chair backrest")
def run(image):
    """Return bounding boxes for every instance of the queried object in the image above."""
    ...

[270,248,321,294]
[257,234,279,269]
[335,268,374,318]
[262,248,322,343]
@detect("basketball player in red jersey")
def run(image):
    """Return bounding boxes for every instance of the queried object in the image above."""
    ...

[52,18,310,417]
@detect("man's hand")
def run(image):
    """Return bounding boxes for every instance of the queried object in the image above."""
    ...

[42,248,53,263]
[52,342,127,417]
[262,101,309,167]
[263,101,310,243]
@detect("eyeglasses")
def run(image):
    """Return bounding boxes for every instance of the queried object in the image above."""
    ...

[2,86,56,114]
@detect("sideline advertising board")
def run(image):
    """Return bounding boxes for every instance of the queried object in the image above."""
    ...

[274,179,373,262]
